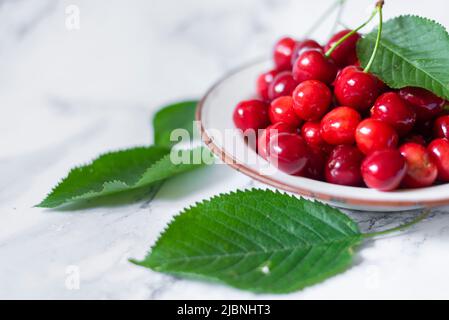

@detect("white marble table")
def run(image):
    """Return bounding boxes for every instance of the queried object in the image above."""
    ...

[1,0,449,299]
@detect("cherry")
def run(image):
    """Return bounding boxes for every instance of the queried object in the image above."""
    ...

[273,37,296,71]
[428,138,449,181]
[370,92,416,136]
[292,80,331,121]
[403,134,427,146]
[269,96,302,127]
[292,49,338,85]
[301,121,332,154]
[267,133,309,174]
[291,39,323,65]
[256,69,280,101]
[361,149,407,191]
[399,143,438,188]
[320,106,361,145]
[399,87,445,122]
[325,145,364,187]
[296,148,325,180]
[324,30,361,67]
[257,122,297,159]
[355,119,398,155]
[233,99,270,132]
[434,115,449,139]
[334,66,380,111]
[268,71,297,100]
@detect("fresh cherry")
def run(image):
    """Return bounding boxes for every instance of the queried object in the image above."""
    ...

[257,122,297,159]
[334,66,380,111]
[320,106,361,145]
[361,149,407,191]
[269,96,302,127]
[291,39,323,65]
[292,49,338,85]
[399,87,445,122]
[268,71,297,100]
[292,80,331,121]
[256,69,280,101]
[267,133,309,174]
[296,148,325,180]
[371,92,416,136]
[434,115,449,139]
[325,145,364,186]
[355,119,398,155]
[428,138,449,181]
[324,30,361,67]
[273,37,296,71]
[233,99,270,132]
[399,143,438,188]
[301,121,332,154]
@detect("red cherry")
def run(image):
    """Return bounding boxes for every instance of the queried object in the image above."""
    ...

[324,30,361,67]
[296,148,325,180]
[361,149,407,191]
[267,133,309,174]
[292,80,331,121]
[325,145,364,187]
[434,115,449,139]
[399,143,438,188]
[273,37,296,71]
[371,92,416,136]
[269,96,302,127]
[334,66,380,112]
[292,50,338,85]
[268,71,297,100]
[233,99,270,132]
[320,106,361,145]
[256,69,280,101]
[403,134,427,146]
[399,87,445,122]
[355,119,398,155]
[301,121,332,154]
[428,138,449,181]
[257,122,297,159]
[291,39,323,65]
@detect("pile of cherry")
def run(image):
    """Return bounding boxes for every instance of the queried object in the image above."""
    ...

[233,31,449,191]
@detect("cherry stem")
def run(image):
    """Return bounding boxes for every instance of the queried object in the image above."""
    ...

[324,2,381,58]
[363,209,430,239]
[363,3,384,73]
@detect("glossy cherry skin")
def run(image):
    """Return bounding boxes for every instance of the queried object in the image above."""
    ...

[292,49,338,85]
[428,138,449,181]
[292,80,331,121]
[324,30,361,67]
[355,119,399,155]
[361,149,407,191]
[334,66,380,112]
[295,148,325,180]
[399,143,438,188]
[273,37,296,71]
[256,69,280,101]
[268,71,298,100]
[257,122,297,159]
[320,106,361,145]
[269,96,302,127]
[267,133,309,175]
[434,115,449,139]
[233,99,270,132]
[370,92,416,136]
[291,39,323,65]
[399,87,445,122]
[325,145,364,186]
[301,121,333,154]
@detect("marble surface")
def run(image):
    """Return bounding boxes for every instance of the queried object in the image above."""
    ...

[1,0,449,299]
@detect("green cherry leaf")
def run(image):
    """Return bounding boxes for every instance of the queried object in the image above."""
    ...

[357,15,449,100]
[132,189,363,294]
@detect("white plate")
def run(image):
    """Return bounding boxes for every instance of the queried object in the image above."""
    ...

[197,60,449,211]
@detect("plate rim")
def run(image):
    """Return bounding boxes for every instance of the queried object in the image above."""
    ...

[196,60,449,208]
